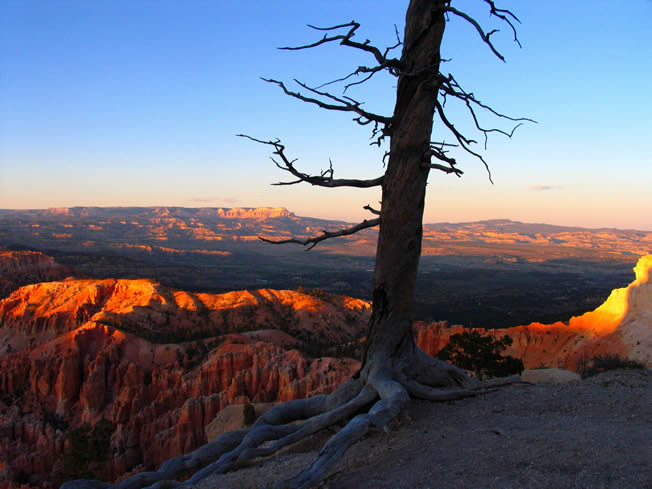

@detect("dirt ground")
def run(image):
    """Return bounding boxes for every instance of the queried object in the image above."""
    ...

[193,369,651,489]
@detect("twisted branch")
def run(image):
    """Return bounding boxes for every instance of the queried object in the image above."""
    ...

[259,217,380,251]
[237,135,383,188]
[280,21,402,71]
[262,78,391,127]
[439,73,536,149]
[435,99,493,182]
[443,0,521,62]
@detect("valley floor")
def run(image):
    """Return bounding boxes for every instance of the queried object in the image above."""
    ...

[193,369,651,489]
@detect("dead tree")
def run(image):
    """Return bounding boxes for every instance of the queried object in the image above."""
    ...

[64,2,532,489]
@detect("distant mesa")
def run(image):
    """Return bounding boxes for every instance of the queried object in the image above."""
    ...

[45,207,73,216]
[1,207,650,262]
[37,206,295,219]
[200,207,293,219]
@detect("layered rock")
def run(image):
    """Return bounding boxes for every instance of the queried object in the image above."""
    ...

[0,250,74,298]
[0,280,368,488]
[415,254,652,369]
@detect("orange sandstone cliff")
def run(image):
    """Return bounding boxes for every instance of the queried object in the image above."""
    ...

[415,254,652,369]
[0,280,369,488]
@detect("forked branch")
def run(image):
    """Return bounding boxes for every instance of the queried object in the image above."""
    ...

[262,78,392,128]
[424,141,464,177]
[280,21,402,73]
[259,217,380,251]
[443,0,522,62]
[439,73,536,149]
[314,24,403,93]
[237,135,383,188]
[435,99,494,182]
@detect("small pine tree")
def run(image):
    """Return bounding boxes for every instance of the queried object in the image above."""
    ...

[60,418,113,481]
[242,403,256,426]
[436,331,524,380]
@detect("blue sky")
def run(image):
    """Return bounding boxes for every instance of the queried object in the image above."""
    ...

[1,1,651,230]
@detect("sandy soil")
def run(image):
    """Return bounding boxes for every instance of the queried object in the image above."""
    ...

[193,369,651,489]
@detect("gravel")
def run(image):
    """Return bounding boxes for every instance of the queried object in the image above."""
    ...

[193,369,652,489]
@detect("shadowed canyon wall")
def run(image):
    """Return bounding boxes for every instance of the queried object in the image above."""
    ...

[0,251,74,299]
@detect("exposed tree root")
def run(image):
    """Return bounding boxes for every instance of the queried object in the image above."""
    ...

[61,353,522,489]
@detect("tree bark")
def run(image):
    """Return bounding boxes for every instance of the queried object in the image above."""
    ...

[362,0,446,379]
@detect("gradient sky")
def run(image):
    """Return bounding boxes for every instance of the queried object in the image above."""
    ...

[1,1,651,230]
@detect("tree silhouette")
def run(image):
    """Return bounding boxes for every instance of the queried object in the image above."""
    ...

[74,2,533,488]
[436,331,524,379]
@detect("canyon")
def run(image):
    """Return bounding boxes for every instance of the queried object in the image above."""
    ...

[0,245,649,488]
[0,271,368,488]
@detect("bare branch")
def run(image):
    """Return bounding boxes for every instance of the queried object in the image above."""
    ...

[280,21,402,71]
[422,141,463,177]
[315,64,386,93]
[439,73,536,149]
[483,0,522,48]
[440,74,535,124]
[435,100,493,183]
[237,135,383,188]
[259,218,380,251]
[279,21,403,97]
[363,204,381,216]
[442,1,522,61]
[443,5,506,61]
[315,24,402,93]
[262,78,392,127]
[425,161,464,177]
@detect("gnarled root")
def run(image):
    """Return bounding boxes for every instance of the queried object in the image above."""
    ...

[62,353,521,489]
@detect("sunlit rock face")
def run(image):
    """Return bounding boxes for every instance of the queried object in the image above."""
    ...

[0,280,368,488]
[0,250,74,298]
[416,254,652,369]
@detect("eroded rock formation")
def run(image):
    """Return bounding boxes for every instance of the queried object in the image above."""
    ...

[1,254,650,488]
[415,254,652,369]
[0,280,368,488]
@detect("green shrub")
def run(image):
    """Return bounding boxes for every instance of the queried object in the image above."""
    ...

[60,418,113,480]
[579,354,646,379]
[242,403,256,426]
[436,331,524,379]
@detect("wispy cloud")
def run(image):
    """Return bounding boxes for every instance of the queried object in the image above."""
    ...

[188,197,218,203]
[528,185,561,191]
[188,196,240,205]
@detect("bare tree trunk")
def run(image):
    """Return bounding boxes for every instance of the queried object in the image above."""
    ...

[70,3,528,488]
[362,0,445,379]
